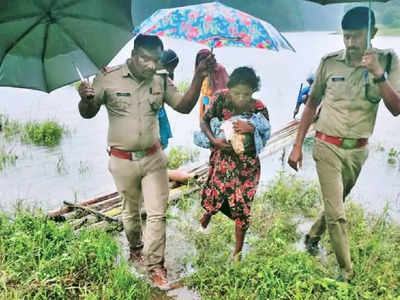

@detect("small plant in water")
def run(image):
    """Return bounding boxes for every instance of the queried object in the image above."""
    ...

[22,120,67,147]
[78,160,90,175]
[0,146,18,171]
[56,153,69,175]
[167,146,200,169]
[0,113,23,140]
[387,147,399,165]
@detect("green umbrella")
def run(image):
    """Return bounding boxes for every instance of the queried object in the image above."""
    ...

[0,0,134,93]
[305,0,391,48]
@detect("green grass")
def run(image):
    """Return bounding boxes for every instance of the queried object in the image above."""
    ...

[181,173,400,299]
[1,173,399,299]
[0,211,151,299]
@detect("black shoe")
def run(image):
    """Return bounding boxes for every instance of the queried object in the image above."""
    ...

[304,234,320,256]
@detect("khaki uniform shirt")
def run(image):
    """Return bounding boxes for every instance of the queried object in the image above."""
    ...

[310,48,400,139]
[92,61,182,151]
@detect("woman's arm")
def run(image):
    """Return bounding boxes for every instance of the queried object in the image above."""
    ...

[200,119,231,150]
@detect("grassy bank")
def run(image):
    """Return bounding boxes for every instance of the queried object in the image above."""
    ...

[181,173,400,299]
[0,211,150,299]
[1,173,399,299]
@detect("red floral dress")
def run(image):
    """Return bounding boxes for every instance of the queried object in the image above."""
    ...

[200,90,269,230]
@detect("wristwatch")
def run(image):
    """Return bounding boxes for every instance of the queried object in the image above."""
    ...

[373,71,388,84]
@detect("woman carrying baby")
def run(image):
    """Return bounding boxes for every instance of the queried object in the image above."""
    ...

[199,66,270,260]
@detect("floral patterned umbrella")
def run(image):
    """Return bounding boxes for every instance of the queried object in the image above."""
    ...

[133,1,295,52]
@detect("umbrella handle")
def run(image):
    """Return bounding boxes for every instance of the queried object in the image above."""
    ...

[72,62,89,84]
[367,0,371,49]
[73,62,93,99]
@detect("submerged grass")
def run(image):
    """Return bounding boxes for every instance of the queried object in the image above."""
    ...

[21,120,67,147]
[0,211,151,299]
[0,113,68,147]
[0,145,18,171]
[182,173,400,299]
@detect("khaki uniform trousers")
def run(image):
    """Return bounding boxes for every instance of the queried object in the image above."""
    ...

[108,149,169,271]
[309,139,368,279]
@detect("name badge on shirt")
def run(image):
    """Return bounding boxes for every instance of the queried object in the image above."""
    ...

[331,77,345,82]
[116,92,131,96]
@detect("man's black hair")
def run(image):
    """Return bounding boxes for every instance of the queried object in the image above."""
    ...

[342,6,375,30]
[133,34,164,51]
[161,49,179,69]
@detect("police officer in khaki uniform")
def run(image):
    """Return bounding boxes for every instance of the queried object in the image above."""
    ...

[288,7,400,282]
[78,34,215,289]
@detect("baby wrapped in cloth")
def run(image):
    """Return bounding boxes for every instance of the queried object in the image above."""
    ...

[194,113,270,155]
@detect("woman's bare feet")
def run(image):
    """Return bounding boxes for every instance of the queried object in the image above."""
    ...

[232,251,242,262]
[200,213,212,229]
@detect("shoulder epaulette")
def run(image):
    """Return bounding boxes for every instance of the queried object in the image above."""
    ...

[321,50,342,61]
[102,64,122,74]
[155,69,169,76]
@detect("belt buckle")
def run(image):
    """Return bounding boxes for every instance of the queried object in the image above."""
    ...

[341,138,357,149]
[131,150,146,160]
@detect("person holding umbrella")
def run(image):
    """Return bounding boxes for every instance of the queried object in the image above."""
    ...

[195,49,229,120]
[288,7,400,283]
[78,34,215,290]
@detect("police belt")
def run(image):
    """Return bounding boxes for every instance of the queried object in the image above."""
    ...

[108,141,161,160]
[315,132,368,149]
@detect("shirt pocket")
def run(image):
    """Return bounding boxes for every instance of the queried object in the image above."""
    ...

[106,89,132,112]
[326,76,347,101]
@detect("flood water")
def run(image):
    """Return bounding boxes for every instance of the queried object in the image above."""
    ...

[0,31,399,219]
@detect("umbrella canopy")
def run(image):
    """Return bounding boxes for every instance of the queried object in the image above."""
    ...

[0,0,134,93]
[133,1,295,52]
[305,0,391,47]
